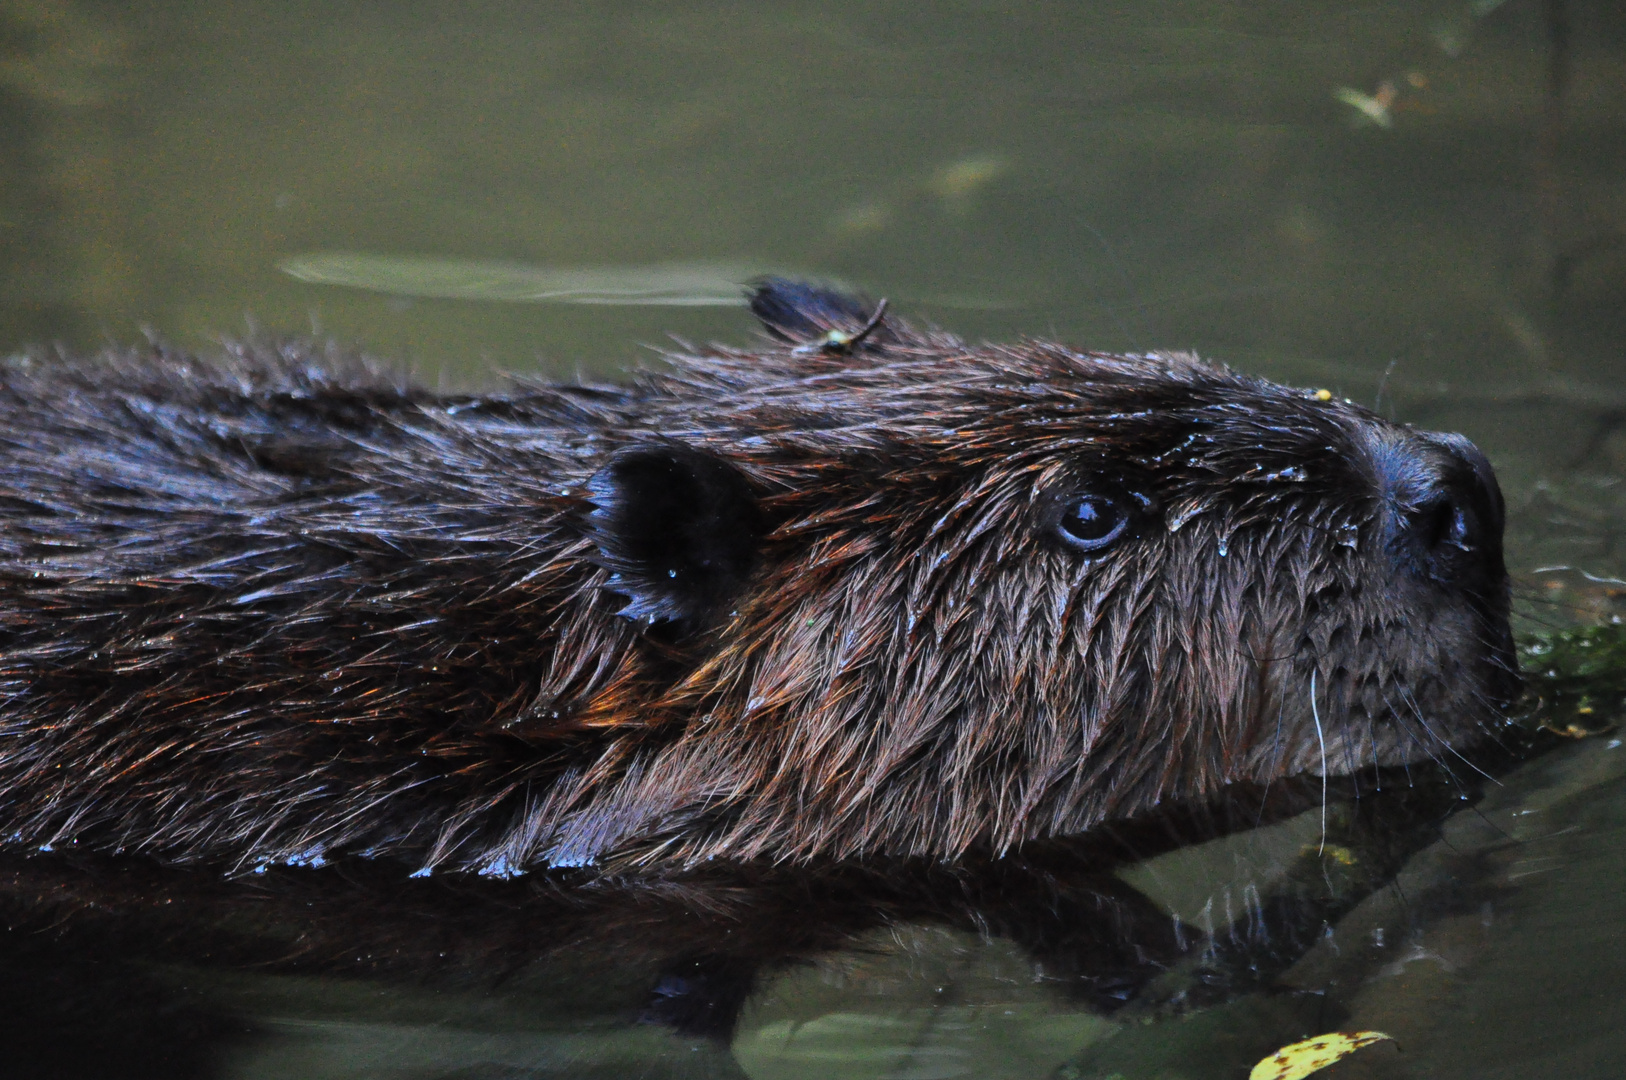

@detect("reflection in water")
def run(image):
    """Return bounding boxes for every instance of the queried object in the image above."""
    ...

[279,254,773,306]
[0,750,1586,1080]
[276,253,1015,311]
[731,929,1116,1080]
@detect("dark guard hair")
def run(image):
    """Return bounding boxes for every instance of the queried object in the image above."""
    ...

[0,281,1517,874]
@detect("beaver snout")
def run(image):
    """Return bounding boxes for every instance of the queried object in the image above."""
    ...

[1381,431,1506,587]
[1391,435,1502,579]
[1369,426,1519,707]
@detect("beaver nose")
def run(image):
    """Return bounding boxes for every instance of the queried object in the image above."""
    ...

[1379,431,1506,587]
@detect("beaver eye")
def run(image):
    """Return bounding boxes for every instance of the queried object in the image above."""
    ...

[1057,494,1132,551]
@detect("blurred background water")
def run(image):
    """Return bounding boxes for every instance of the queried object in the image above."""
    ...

[1,1,1624,1078]
[4,0,1620,383]
[6,0,1625,574]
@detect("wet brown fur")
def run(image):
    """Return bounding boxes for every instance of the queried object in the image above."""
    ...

[0,291,1517,875]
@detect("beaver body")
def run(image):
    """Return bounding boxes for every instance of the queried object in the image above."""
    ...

[0,282,1516,874]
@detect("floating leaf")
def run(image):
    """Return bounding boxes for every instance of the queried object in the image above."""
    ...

[1249,1031,1394,1080]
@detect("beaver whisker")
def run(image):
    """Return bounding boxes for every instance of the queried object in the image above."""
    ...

[1395,687,1453,768]
[1376,684,1449,790]
[1477,646,1524,680]
[1396,684,1499,786]
[1365,700,1383,789]
[1335,681,1363,783]
[1463,685,1522,756]
[1310,669,1329,854]
[1253,696,1292,829]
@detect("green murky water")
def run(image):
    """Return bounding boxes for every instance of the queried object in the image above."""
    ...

[2,1,1624,1077]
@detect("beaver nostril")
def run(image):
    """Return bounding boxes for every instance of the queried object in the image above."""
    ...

[1407,493,1474,554]
[1378,429,1504,587]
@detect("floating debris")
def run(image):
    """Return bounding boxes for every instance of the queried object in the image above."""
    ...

[829,199,894,236]
[927,153,1011,213]
[828,152,1011,234]
[1250,1031,1395,1080]
[1331,73,1436,128]
[1333,83,1396,128]
[279,252,779,306]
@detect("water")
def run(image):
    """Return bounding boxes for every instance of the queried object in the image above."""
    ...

[1,1,1624,1077]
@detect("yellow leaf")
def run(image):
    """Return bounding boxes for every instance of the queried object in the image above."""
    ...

[1249,1031,1395,1080]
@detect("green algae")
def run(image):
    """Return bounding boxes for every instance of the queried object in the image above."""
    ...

[1521,621,1626,736]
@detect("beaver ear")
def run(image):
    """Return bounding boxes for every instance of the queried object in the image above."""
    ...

[584,444,764,625]
[749,278,898,355]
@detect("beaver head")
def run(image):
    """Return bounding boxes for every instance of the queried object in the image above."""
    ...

[0,281,1516,873]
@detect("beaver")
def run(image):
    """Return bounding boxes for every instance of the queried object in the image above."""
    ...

[0,280,1517,875]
